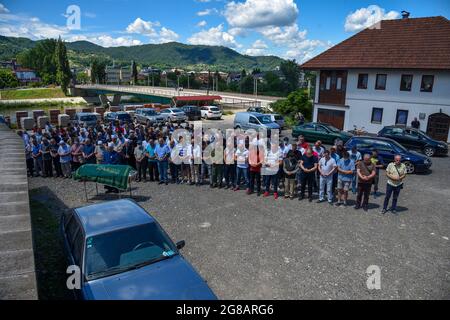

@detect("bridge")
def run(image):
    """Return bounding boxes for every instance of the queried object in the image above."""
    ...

[74,84,282,108]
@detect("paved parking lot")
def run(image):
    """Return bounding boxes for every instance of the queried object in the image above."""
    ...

[27,117,450,299]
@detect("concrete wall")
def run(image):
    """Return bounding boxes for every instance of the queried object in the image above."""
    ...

[0,124,37,299]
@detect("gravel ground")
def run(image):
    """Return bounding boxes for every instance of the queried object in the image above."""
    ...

[28,154,450,300]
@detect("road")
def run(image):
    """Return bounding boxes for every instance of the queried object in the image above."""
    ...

[27,118,450,299]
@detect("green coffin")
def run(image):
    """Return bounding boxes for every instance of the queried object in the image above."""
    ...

[73,164,136,190]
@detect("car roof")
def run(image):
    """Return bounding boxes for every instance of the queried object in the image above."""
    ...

[76,112,95,116]
[383,125,415,130]
[74,199,155,237]
[139,108,157,111]
[349,136,395,142]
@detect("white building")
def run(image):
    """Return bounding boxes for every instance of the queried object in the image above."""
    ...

[106,66,132,85]
[302,16,450,142]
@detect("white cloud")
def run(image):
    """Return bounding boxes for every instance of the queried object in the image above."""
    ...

[0,14,68,39]
[228,27,246,37]
[259,24,307,45]
[197,8,218,16]
[187,24,239,48]
[225,0,298,29]
[126,17,159,37]
[197,20,207,27]
[0,3,9,13]
[126,18,179,44]
[67,34,142,47]
[345,5,400,32]
[84,12,96,18]
[158,27,179,43]
[245,39,268,56]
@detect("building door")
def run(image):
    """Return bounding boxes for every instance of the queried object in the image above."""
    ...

[317,108,345,130]
[426,112,450,142]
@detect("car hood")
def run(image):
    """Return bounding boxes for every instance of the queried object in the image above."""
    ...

[404,149,428,161]
[263,122,281,129]
[85,255,217,300]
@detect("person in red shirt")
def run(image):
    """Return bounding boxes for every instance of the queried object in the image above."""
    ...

[297,135,310,150]
[247,144,263,196]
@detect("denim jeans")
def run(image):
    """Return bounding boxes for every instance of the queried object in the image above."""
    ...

[263,174,279,193]
[235,166,249,189]
[158,160,168,183]
[319,175,333,202]
[383,183,402,210]
[249,170,261,192]
[224,164,236,187]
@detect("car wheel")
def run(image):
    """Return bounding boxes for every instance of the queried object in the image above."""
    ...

[403,161,415,174]
[423,147,435,157]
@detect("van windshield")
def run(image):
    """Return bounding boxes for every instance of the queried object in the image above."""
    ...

[257,115,273,124]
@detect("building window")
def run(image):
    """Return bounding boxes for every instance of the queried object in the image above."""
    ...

[375,74,387,90]
[325,76,331,90]
[371,108,383,124]
[400,75,413,91]
[357,74,368,89]
[421,75,434,92]
[336,77,342,90]
[396,110,409,125]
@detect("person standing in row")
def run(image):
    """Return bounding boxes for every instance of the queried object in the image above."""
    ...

[299,148,318,202]
[234,142,249,191]
[50,138,63,178]
[263,143,282,199]
[318,150,337,204]
[381,155,407,214]
[335,151,355,207]
[155,137,171,185]
[283,150,299,199]
[58,140,72,179]
[134,141,147,182]
[355,154,376,211]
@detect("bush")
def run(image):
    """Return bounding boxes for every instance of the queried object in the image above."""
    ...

[271,89,312,127]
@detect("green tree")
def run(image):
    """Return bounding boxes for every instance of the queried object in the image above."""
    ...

[0,68,19,89]
[17,39,57,85]
[76,71,89,84]
[54,37,71,94]
[280,59,300,93]
[90,59,106,84]
[271,89,312,125]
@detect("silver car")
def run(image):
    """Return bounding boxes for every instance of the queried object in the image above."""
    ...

[135,108,165,126]
[74,112,98,127]
[159,108,187,123]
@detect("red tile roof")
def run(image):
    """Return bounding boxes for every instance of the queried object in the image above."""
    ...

[301,16,450,70]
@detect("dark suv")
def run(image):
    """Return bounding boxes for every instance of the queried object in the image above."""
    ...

[181,106,201,121]
[378,126,448,157]
[345,136,432,174]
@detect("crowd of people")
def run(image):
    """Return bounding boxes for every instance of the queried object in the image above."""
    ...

[19,117,407,214]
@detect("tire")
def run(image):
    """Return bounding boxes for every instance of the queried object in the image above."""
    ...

[403,161,415,174]
[423,147,435,157]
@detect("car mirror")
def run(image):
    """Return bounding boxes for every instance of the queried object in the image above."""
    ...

[176,240,185,250]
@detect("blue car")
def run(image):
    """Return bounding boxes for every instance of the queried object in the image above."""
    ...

[61,199,217,300]
[345,136,432,174]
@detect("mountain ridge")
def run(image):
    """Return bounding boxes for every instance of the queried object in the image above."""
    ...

[0,36,285,71]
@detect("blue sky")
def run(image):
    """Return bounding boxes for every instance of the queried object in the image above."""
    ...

[1,0,449,63]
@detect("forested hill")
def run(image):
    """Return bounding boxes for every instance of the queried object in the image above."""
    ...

[0,36,285,71]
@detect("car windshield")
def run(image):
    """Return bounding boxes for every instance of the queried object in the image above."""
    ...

[143,110,157,116]
[257,115,273,124]
[172,108,182,113]
[274,115,283,121]
[80,115,97,121]
[323,124,340,133]
[85,222,177,281]
[117,113,131,120]
[209,107,220,112]
[389,140,407,152]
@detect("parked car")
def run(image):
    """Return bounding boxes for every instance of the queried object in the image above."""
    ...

[345,136,432,174]
[267,114,285,129]
[135,108,165,126]
[74,112,98,127]
[181,106,202,121]
[234,112,280,133]
[104,111,133,124]
[292,122,353,145]
[378,126,448,157]
[159,108,187,123]
[247,106,269,114]
[201,106,222,120]
[60,199,217,300]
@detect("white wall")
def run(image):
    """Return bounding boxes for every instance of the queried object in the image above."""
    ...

[312,69,450,141]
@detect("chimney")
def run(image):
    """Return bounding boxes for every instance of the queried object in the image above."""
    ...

[401,11,410,19]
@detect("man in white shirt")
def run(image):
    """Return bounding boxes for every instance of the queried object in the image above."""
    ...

[318,150,337,204]
[262,143,282,199]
